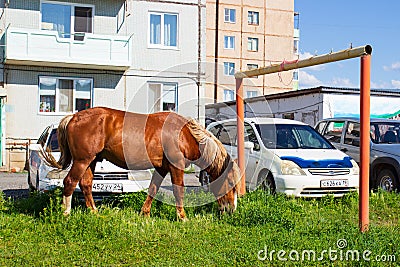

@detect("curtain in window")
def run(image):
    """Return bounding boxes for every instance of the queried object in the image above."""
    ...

[150,14,161,44]
[164,14,177,46]
[59,80,73,112]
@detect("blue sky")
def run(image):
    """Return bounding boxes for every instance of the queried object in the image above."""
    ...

[294,1,400,89]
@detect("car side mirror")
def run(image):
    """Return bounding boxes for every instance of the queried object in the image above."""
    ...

[244,141,255,153]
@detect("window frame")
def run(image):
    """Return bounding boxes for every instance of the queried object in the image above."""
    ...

[246,90,258,98]
[147,82,178,113]
[224,35,235,50]
[40,1,94,40]
[148,11,179,49]
[247,37,259,52]
[223,89,235,102]
[38,76,93,115]
[224,8,236,23]
[248,11,259,25]
[223,62,235,76]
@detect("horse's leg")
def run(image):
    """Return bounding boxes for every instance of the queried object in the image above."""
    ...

[79,161,97,212]
[169,165,187,221]
[141,167,168,217]
[62,160,92,215]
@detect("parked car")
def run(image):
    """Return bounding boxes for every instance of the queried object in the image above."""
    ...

[28,124,151,198]
[315,117,400,192]
[201,118,359,197]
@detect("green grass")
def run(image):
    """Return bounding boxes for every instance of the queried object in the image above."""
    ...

[0,189,399,266]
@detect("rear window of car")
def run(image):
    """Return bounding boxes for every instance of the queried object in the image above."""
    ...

[48,129,60,152]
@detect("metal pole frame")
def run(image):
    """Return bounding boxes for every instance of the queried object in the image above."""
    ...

[234,45,372,232]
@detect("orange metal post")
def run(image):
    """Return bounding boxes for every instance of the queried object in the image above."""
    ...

[359,54,371,232]
[236,78,246,195]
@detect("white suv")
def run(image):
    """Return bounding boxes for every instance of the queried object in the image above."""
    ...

[202,118,359,197]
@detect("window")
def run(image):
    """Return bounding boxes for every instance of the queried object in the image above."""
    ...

[344,122,360,146]
[224,36,235,49]
[149,12,178,48]
[218,123,237,146]
[247,64,259,78]
[41,2,93,41]
[294,39,299,54]
[39,76,92,113]
[148,83,178,112]
[293,71,299,81]
[224,8,236,23]
[246,91,258,98]
[223,90,235,101]
[248,37,259,51]
[223,62,235,76]
[323,121,345,143]
[247,64,258,70]
[282,113,294,120]
[245,123,260,151]
[248,11,259,25]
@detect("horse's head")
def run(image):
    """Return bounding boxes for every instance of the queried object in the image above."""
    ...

[210,159,241,214]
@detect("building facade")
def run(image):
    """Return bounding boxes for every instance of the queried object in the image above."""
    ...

[0,0,206,170]
[205,0,297,103]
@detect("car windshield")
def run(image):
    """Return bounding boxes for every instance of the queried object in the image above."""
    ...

[255,124,334,149]
[371,122,400,144]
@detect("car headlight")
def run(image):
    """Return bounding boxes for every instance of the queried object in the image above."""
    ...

[281,160,306,175]
[350,159,359,175]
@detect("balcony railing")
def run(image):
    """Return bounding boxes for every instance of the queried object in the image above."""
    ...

[2,27,132,70]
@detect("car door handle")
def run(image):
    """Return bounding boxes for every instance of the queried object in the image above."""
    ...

[341,148,348,153]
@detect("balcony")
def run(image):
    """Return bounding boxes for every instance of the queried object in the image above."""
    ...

[1,27,132,71]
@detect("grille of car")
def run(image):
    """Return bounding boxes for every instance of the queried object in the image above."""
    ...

[300,187,357,196]
[93,173,129,180]
[308,169,350,176]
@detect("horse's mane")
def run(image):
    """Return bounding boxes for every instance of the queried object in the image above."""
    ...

[185,119,228,178]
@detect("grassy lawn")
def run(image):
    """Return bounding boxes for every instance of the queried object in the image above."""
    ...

[0,189,399,266]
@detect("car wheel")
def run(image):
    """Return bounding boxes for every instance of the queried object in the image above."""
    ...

[377,169,398,192]
[258,172,276,194]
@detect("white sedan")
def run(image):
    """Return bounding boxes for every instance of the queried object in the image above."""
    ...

[28,124,151,198]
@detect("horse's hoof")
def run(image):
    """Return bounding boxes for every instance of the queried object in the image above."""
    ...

[180,216,189,222]
[63,211,71,216]
[140,211,150,217]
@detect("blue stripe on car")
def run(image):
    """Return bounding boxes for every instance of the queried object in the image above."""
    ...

[280,156,353,168]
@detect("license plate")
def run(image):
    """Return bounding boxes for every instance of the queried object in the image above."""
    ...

[321,179,349,188]
[92,183,123,192]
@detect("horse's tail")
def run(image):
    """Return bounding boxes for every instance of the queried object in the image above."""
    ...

[40,114,74,170]
[185,118,227,176]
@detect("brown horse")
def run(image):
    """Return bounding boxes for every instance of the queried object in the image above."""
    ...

[42,107,240,219]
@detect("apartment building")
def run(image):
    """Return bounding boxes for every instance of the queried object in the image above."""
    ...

[0,0,206,170]
[206,0,297,103]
